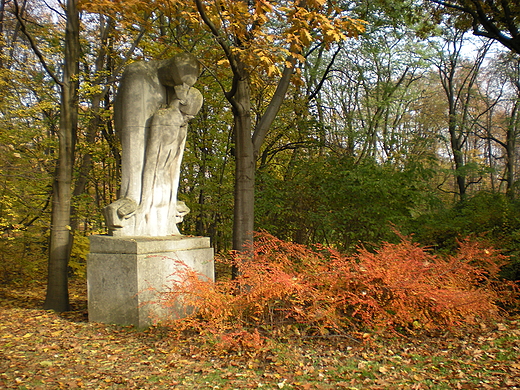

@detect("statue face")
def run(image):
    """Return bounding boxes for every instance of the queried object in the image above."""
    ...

[179,88,204,116]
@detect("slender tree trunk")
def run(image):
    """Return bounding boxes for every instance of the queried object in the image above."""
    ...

[447,97,466,200]
[506,98,519,198]
[44,0,80,312]
[71,22,107,208]
[230,62,295,265]
[0,0,5,68]
[438,36,489,201]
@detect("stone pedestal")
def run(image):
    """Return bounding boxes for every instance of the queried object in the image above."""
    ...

[87,235,214,327]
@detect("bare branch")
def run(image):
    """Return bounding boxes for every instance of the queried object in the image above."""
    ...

[252,57,297,155]
[194,0,242,106]
[42,0,65,20]
[427,0,520,54]
[13,0,62,86]
[308,44,343,102]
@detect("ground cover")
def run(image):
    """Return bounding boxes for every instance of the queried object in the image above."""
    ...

[0,280,519,389]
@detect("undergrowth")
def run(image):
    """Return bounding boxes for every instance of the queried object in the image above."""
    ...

[160,232,518,351]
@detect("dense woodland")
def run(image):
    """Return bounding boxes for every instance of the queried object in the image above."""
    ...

[1,0,520,310]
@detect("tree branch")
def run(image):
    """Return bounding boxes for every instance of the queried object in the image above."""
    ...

[308,44,342,102]
[252,57,296,156]
[500,0,519,37]
[99,21,148,97]
[194,0,241,106]
[13,0,62,86]
[428,0,520,53]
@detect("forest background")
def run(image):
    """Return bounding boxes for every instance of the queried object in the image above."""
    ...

[1,0,520,306]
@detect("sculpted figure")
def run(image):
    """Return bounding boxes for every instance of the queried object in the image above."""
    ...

[104,53,203,236]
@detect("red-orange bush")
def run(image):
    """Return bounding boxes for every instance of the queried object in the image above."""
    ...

[160,232,517,338]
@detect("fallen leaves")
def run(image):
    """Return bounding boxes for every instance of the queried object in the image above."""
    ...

[1,280,519,389]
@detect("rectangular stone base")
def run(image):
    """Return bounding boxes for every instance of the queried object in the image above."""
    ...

[87,235,214,327]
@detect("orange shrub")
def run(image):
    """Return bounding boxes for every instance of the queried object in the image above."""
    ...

[160,232,517,339]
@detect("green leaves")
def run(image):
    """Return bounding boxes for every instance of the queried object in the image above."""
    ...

[257,157,434,250]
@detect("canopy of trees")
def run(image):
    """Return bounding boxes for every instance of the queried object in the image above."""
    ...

[1,0,520,307]
[427,0,520,54]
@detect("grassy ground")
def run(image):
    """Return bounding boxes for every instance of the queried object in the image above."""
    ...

[1,279,519,389]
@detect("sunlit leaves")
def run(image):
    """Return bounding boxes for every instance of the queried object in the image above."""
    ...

[81,0,366,77]
[0,57,56,235]
[281,3,366,54]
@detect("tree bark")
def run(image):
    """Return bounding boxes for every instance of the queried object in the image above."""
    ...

[0,0,5,68]
[437,33,489,200]
[505,96,519,198]
[447,101,467,199]
[43,0,80,312]
[427,0,520,55]
[230,69,255,258]
[194,0,311,262]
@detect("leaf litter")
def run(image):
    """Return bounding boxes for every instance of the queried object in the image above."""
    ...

[0,280,519,389]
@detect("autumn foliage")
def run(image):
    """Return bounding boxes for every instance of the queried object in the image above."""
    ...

[161,232,517,342]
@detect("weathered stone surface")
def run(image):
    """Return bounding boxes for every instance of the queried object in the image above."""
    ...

[89,234,211,254]
[104,53,203,237]
[89,54,213,327]
[87,235,214,327]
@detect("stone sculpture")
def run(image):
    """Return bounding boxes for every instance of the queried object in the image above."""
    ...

[104,53,203,236]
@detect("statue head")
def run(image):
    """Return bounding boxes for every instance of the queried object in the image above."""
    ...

[176,86,204,118]
[158,53,201,88]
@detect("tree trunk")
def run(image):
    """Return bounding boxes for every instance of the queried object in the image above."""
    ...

[505,97,519,199]
[70,94,101,231]
[448,99,467,200]
[230,60,295,263]
[43,0,80,312]
[0,0,5,68]
[193,0,299,263]
[231,74,255,258]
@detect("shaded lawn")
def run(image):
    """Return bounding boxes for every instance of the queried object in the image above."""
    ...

[0,280,519,389]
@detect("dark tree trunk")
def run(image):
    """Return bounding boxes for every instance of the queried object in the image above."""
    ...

[437,33,489,201]
[230,72,255,260]
[43,0,80,312]
[448,107,467,200]
[194,0,297,264]
[505,97,519,198]
[0,0,5,68]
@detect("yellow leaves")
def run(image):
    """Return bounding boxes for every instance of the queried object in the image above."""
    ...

[308,0,327,5]
[255,0,273,14]
[267,64,280,77]
[339,17,368,39]
[291,53,306,64]
[255,52,280,76]
[323,28,344,42]
[179,8,202,25]
[83,0,367,80]
[79,80,103,99]
[80,0,151,21]
[281,3,366,53]
[217,58,230,67]
[299,29,313,47]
